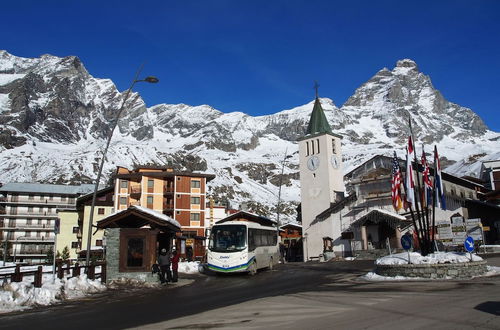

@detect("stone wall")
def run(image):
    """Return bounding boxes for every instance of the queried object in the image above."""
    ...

[105,228,158,284]
[375,260,487,279]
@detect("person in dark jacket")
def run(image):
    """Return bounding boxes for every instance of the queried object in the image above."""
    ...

[171,247,180,282]
[158,248,172,284]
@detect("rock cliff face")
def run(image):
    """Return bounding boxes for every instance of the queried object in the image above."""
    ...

[0,51,499,221]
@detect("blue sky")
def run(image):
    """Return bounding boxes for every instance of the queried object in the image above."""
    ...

[2,1,500,131]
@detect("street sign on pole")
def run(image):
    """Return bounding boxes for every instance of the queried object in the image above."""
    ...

[401,234,412,264]
[464,236,474,262]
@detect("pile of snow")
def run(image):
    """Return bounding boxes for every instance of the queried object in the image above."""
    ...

[178,261,200,274]
[376,252,483,265]
[363,265,500,282]
[0,274,106,313]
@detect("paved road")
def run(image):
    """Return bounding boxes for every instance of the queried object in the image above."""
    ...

[1,256,499,330]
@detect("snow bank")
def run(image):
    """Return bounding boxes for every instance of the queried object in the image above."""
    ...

[376,252,483,265]
[178,261,200,274]
[0,274,106,313]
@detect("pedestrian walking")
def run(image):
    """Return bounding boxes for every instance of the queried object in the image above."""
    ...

[171,247,180,282]
[158,248,172,285]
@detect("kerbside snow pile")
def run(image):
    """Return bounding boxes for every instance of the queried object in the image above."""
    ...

[363,252,500,281]
[178,261,200,274]
[375,251,483,265]
[0,274,106,313]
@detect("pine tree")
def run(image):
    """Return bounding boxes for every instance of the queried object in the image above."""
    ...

[46,247,54,264]
[61,246,70,261]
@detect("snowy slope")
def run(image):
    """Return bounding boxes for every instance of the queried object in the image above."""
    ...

[0,51,499,222]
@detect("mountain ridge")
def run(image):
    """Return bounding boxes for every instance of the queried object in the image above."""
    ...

[0,50,499,221]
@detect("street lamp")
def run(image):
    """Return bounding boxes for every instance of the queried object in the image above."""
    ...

[85,67,158,266]
[276,150,293,230]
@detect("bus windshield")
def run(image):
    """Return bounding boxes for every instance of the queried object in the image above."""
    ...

[209,225,247,252]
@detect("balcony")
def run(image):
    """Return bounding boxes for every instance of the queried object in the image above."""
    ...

[3,198,75,206]
[10,236,54,242]
[130,186,142,197]
[6,212,58,218]
[0,223,54,231]
[163,185,174,195]
[17,249,52,256]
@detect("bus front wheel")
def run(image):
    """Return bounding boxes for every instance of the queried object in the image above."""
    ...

[248,261,257,276]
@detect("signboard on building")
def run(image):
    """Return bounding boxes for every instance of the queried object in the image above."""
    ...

[466,218,483,242]
[451,216,466,245]
[436,219,453,245]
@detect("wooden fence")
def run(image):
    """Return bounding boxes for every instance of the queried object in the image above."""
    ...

[1,260,106,288]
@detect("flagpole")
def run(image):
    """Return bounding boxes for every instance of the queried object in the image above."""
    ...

[431,145,438,250]
[409,118,428,255]
[402,149,423,250]
[421,144,432,248]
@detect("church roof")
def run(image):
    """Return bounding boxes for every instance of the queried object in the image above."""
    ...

[305,98,332,136]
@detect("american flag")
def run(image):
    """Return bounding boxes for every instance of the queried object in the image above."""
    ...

[391,151,403,211]
[421,147,433,207]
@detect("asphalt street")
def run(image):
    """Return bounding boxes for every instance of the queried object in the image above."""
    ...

[0,256,499,330]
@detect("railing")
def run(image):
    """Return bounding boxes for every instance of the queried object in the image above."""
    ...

[12,237,54,242]
[163,186,174,194]
[0,261,106,288]
[4,198,75,206]
[18,249,53,255]
[130,186,142,195]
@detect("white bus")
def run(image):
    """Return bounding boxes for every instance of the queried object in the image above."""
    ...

[207,220,279,275]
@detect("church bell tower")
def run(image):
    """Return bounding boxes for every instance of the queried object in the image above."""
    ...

[298,85,345,261]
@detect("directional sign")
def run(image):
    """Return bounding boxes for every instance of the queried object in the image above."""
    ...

[464,236,474,253]
[401,235,412,250]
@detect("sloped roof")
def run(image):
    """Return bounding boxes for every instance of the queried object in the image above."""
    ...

[305,98,332,135]
[349,209,411,230]
[97,205,181,231]
[0,182,96,195]
[216,211,276,227]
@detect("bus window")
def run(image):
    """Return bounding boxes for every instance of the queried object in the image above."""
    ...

[209,225,247,252]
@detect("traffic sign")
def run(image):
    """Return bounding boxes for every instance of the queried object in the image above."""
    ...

[464,236,474,252]
[401,235,412,250]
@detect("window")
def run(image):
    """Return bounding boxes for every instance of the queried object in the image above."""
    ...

[61,196,67,202]
[148,179,154,188]
[68,198,75,203]
[28,194,34,200]
[147,196,154,205]
[306,141,310,156]
[317,139,320,154]
[126,238,144,267]
[25,231,32,238]
[190,213,200,221]
[191,197,200,205]
[98,208,105,215]
[71,242,79,249]
[120,197,127,205]
[72,227,79,234]
[191,180,201,188]
[27,219,32,225]
[332,139,336,154]
[49,194,53,201]
[39,195,44,201]
[28,207,33,213]
[120,180,128,189]
[96,240,103,247]
[248,229,277,251]
[39,207,43,213]
[311,140,315,154]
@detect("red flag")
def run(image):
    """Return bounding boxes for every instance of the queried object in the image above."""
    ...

[421,147,433,207]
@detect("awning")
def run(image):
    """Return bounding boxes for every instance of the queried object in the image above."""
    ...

[350,209,411,230]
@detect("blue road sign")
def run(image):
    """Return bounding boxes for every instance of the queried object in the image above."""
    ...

[464,236,474,252]
[401,235,412,250]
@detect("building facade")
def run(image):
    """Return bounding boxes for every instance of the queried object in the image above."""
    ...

[0,183,94,263]
[113,166,215,259]
[297,96,346,261]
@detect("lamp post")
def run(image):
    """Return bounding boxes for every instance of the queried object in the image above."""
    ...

[85,67,158,267]
[276,150,293,230]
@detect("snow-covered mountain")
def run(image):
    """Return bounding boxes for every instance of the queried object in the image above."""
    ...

[0,51,499,221]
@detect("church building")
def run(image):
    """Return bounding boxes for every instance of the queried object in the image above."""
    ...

[298,91,348,261]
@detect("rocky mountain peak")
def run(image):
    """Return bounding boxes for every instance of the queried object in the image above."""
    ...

[396,58,419,70]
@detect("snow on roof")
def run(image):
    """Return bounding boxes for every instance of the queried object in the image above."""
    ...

[280,222,302,229]
[0,182,95,195]
[102,205,181,228]
[368,208,407,220]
